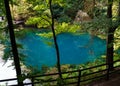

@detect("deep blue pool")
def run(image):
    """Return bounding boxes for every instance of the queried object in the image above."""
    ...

[19,32,106,69]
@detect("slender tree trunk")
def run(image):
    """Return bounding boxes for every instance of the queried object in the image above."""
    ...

[106,0,114,70]
[106,29,114,70]
[106,0,120,71]
[49,0,62,79]
[4,0,23,85]
[118,0,120,21]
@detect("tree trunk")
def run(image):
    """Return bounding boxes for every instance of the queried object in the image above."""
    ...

[49,0,62,79]
[106,0,114,70]
[106,29,114,70]
[106,0,120,71]
[4,0,23,85]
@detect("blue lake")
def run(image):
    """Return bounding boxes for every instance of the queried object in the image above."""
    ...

[19,32,106,69]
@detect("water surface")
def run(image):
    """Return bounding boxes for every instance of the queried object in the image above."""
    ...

[19,32,106,69]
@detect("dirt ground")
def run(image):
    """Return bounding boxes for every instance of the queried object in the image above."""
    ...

[87,72,120,86]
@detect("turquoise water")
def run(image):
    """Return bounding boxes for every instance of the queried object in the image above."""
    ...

[19,32,106,69]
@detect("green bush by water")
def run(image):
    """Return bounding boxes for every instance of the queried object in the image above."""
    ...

[37,22,81,38]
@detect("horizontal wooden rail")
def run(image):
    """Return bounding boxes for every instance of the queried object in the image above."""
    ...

[0,78,17,82]
[0,59,120,86]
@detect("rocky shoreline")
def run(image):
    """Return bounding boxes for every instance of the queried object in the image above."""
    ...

[0,44,17,85]
[0,44,4,63]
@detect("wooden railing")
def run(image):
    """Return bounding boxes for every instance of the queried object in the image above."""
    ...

[0,59,120,86]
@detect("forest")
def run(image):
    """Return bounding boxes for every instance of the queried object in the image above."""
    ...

[0,0,120,86]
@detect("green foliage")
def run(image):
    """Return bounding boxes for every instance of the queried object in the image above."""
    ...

[25,0,84,28]
[81,15,112,37]
[14,28,38,39]
[25,0,52,28]
[0,0,7,28]
[0,28,5,42]
[55,22,80,34]
[37,22,81,38]
[26,17,41,26]
[3,40,26,62]
[114,26,120,50]
[11,0,32,20]
[3,43,12,61]
[41,65,49,73]
[26,16,51,28]
[28,56,107,86]
[1,28,27,63]
[57,15,72,23]
[0,0,5,15]
[1,1,120,85]
[33,3,48,12]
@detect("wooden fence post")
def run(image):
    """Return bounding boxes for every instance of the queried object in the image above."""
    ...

[106,64,110,80]
[31,77,34,86]
[78,70,81,86]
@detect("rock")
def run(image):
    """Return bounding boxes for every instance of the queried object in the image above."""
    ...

[23,78,32,86]
[74,10,91,23]
[0,44,4,62]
